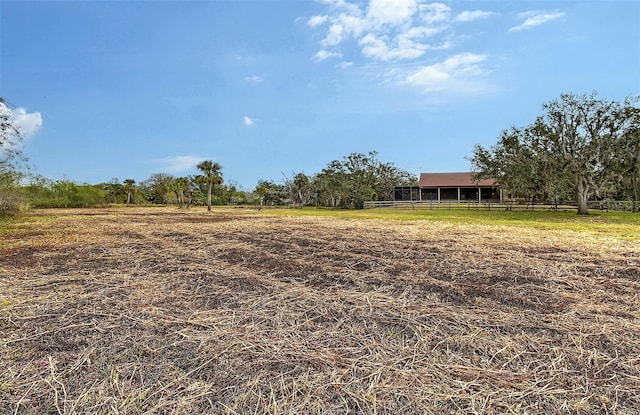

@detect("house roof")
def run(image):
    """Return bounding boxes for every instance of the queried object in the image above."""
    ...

[418,172,497,188]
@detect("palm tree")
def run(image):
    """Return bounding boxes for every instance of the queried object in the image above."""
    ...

[196,160,223,211]
[169,177,194,208]
[123,179,136,204]
[168,178,184,208]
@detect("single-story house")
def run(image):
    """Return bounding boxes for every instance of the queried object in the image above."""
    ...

[394,172,501,202]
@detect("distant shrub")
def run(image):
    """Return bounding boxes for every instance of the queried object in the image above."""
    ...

[23,179,109,208]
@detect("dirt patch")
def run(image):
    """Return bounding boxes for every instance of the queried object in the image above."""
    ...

[1,207,639,414]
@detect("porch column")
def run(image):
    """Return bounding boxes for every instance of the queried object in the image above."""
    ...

[437,188,441,202]
[457,187,461,203]
[478,187,481,203]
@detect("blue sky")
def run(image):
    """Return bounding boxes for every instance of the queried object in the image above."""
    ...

[1,0,638,190]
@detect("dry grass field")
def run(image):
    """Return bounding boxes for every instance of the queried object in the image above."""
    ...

[1,207,639,414]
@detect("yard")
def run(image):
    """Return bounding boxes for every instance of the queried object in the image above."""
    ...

[1,207,639,414]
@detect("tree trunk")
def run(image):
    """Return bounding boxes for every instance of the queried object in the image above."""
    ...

[207,183,212,211]
[576,178,589,215]
[633,166,639,213]
[186,190,193,209]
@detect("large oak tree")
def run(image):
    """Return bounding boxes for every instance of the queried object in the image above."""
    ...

[314,151,417,209]
[472,93,639,214]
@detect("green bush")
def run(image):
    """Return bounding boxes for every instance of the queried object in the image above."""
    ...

[23,179,108,208]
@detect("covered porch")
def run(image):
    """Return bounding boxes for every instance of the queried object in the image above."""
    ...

[420,186,501,202]
[394,172,501,203]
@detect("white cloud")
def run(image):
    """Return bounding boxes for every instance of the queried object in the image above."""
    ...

[455,10,495,22]
[307,0,494,96]
[243,116,254,126]
[308,15,329,27]
[338,61,354,68]
[307,1,555,68]
[509,10,564,32]
[405,53,488,92]
[402,25,443,39]
[359,33,388,58]
[367,0,417,26]
[418,2,451,24]
[359,32,428,60]
[10,107,43,139]
[156,155,203,173]
[244,75,264,83]
[322,23,345,46]
[309,0,454,62]
[408,65,450,85]
[337,13,368,37]
[233,54,256,65]
[321,0,361,16]
[313,49,342,61]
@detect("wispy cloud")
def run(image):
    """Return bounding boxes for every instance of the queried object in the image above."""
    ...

[244,75,264,84]
[359,32,428,61]
[313,49,342,61]
[243,116,254,126]
[419,2,451,25]
[234,54,257,65]
[455,10,495,22]
[509,10,564,32]
[156,155,203,173]
[405,53,488,92]
[308,15,329,27]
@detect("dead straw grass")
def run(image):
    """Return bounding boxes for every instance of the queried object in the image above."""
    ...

[1,207,639,414]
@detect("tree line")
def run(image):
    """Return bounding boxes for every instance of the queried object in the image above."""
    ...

[21,165,236,210]
[256,151,417,209]
[16,151,416,211]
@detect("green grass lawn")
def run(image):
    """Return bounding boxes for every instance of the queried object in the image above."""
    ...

[246,206,640,241]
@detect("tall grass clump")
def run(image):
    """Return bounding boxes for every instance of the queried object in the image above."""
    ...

[0,172,23,217]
